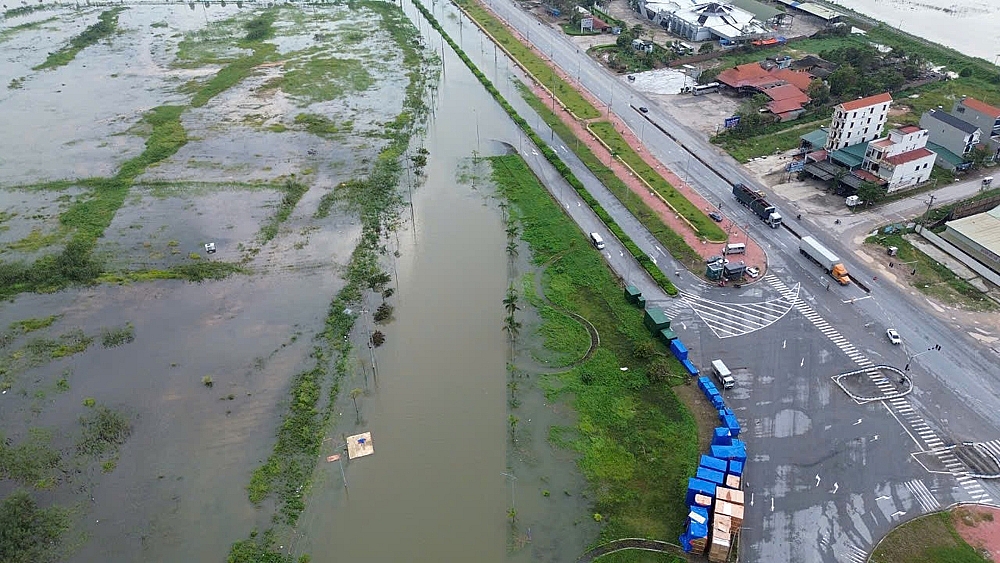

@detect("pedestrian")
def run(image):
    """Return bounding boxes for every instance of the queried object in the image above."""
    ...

[873,276,878,282]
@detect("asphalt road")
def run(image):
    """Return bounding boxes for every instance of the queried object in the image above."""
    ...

[421,3,1000,561]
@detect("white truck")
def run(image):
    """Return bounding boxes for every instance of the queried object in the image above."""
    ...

[799,236,850,285]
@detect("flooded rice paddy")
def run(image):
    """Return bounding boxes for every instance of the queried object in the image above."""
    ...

[0,0,595,561]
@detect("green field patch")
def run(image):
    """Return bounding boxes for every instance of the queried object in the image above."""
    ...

[0,491,70,563]
[8,315,60,334]
[0,428,62,487]
[0,15,59,44]
[294,113,353,138]
[871,511,991,563]
[492,154,698,544]
[522,272,591,366]
[34,8,124,71]
[454,0,601,119]
[589,121,725,241]
[866,232,996,312]
[713,117,829,162]
[280,55,373,105]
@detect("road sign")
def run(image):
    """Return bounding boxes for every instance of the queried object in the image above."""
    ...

[724,116,741,129]
[581,17,593,32]
[787,161,804,172]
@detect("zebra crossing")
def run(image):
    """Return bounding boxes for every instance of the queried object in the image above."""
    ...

[977,440,1000,464]
[677,279,798,339]
[903,478,941,512]
[765,274,994,504]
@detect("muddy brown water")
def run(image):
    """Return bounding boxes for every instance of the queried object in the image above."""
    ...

[0,2,597,561]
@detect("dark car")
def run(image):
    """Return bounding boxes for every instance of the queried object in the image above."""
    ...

[639,106,649,113]
[708,211,723,222]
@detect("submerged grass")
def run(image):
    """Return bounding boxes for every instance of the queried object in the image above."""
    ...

[0,428,62,487]
[280,55,374,104]
[34,8,124,70]
[492,154,698,544]
[8,316,60,334]
[295,113,351,138]
[258,180,309,243]
[0,16,59,44]
[0,490,71,563]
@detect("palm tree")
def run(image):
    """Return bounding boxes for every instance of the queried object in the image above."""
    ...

[503,315,521,358]
[350,388,363,422]
[508,415,519,443]
[505,241,519,270]
[503,284,519,317]
[505,222,519,243]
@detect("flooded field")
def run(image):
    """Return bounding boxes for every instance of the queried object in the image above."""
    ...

[0,2,426,561]
[0,0,598,561]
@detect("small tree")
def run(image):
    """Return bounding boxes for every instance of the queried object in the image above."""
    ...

[508,415,519,442]
[856,181,887,207]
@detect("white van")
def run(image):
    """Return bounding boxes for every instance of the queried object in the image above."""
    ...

[711,359,735,389]
[589,232,605,250]
[724,243,746,255]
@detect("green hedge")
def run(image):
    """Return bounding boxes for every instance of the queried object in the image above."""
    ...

[414,0,677,295]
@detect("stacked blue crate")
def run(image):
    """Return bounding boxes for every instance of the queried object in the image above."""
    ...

[686,477,716,505]
[700,455,728,473]
[696,466,726,485]
[712,427,732,446]
[679,505,710,553]
[728,460,744,477]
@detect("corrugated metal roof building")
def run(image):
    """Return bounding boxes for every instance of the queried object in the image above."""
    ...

[941,205,1000,275]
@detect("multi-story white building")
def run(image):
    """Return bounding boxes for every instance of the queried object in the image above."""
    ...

[862,126,937,192]
[825,92,892,151]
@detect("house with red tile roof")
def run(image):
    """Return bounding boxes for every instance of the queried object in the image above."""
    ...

[716,62,814,120]
[861,126,937,192]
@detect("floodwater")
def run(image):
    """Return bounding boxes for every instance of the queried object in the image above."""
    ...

[293,25,514,563]
[0,1,597,561]
[294,1,598,561]
[825,0,1000,62]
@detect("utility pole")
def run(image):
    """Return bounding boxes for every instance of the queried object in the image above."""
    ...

[921,194,936,226]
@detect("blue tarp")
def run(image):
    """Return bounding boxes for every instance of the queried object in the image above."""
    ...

[729,460,744,477]
[711,395,726,410]
[686,477,716,504]
[682,359,699,376]
[696,466,725,485]
[724,414,741,437]
[670,339,689,361]
[679,533,693,552]
[712,427,732,446]
[711,444,747,462]
[687,518,708,539]
[718,408,734,421]
[700,455,728,472]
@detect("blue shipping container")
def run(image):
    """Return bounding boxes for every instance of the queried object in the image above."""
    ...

[682,359,700,376]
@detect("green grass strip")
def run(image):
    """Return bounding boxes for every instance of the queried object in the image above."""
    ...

[453,0,600,119]
[413,0,677,294]
[34,8,124,70]
[492,153,698,545]
[516,85,700,269]
[588,121,725,241]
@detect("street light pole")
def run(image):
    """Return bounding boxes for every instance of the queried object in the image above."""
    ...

[501,472,517,515]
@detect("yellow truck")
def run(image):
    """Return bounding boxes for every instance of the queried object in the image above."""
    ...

[799,236,850,285]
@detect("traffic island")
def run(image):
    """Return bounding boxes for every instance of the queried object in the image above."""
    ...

[831,364,912,404]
